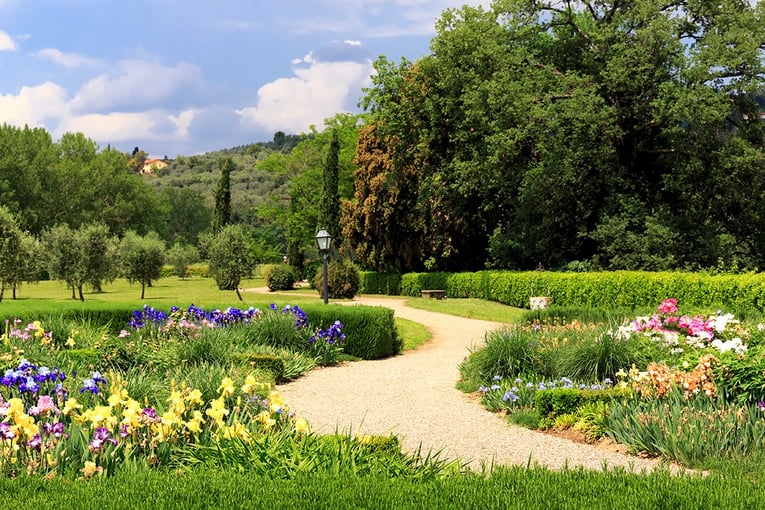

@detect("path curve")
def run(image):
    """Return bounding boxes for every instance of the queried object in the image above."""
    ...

[275,295,680,473]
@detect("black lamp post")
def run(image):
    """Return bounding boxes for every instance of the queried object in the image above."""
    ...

[315,229,332,304]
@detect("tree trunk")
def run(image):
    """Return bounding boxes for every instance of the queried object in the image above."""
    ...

[140,282,145,300]
[12,284,16,300]
[235,287,242,301]
[71,286,76,300]
[0,283,4,303]
[78,285,85,302]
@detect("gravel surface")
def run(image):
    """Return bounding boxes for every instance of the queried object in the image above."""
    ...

[275,295,682,473]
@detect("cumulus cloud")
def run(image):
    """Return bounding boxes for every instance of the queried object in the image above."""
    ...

[0,82,69,126]
[55,108,194,145]
[34,48,101,68]
[236,57,373,134]
[69,59,201,113]
[0,30,17,51]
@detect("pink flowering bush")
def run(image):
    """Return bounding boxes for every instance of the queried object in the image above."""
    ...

[628,298,749,355]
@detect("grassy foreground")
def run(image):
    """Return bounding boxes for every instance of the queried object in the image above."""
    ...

[0,465,757,510]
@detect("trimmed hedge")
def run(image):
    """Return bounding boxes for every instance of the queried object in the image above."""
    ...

[359,272,401,295]
[300,304,401,360]
[1,303,400,361]
[400,272,451,297]
[160,264,209,278]
[361,270,765,312]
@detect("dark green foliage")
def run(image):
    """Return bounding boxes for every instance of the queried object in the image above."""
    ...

[352,1,765,272]
[301,304,401,359]
[265,264,296,291]
[314,258,360,299]
[212,157,233,233]
[0,205,24,302]
[319,128,341,244]
[359,272,401,295]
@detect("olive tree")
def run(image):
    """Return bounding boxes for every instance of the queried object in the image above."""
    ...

[0,206,25,302]
[203,224,252,301]
[119,231,165,299]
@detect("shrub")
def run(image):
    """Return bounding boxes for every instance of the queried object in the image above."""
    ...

[301,304,401,359]
[314,258,360,299]
[265,265,297,291]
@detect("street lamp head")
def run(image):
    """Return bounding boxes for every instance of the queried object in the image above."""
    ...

[315,229,332,252]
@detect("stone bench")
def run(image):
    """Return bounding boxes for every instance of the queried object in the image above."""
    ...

[421,289,447,300]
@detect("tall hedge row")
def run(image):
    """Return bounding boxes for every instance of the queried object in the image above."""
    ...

[362,270,765,311]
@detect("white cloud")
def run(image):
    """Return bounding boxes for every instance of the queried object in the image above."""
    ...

[55,109,192,144]
[0,82,69,126]
[286,0,491,37]
[69,59,201,113]
[168,108,198,138]
[34,48,101,68]
[0,30,17,51]
[236,59,373,134]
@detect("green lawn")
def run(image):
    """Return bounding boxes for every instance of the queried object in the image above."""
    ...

[403,296,526,323]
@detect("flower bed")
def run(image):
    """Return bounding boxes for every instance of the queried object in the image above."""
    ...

[462,298,765,466]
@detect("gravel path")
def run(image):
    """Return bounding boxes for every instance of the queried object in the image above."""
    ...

[275,295,681,473]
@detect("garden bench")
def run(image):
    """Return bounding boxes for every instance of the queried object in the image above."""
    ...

[421,289,447,300]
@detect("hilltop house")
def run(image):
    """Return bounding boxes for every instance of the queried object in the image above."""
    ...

[140,158,169,175]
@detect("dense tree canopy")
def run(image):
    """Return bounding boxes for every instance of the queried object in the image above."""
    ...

[346,0,765,272]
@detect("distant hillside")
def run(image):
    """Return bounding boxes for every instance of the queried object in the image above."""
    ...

[142,133,308,226]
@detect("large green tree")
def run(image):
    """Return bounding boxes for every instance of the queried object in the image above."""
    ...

[0,124,57,236]
[350,0,765,271]
[258,114,362,274]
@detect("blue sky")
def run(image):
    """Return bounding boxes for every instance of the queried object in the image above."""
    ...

[0,0,488,157]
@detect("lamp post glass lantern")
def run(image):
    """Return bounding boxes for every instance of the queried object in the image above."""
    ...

[315,229,332,304]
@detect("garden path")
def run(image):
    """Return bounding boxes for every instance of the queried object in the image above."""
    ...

[272,294,684,474]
